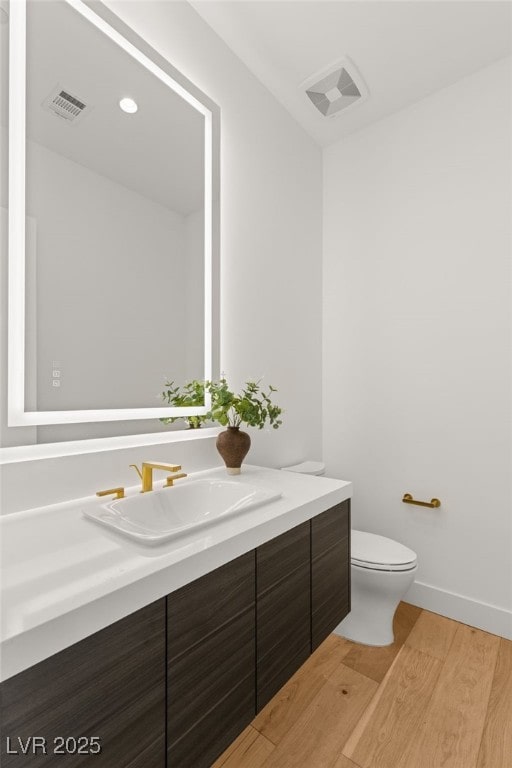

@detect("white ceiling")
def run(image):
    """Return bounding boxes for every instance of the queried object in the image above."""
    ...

[191,0,512,147]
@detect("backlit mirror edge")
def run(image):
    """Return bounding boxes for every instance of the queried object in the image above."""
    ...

[0,425,223,465]
[7,0,220,430]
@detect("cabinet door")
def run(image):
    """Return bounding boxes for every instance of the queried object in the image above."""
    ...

[256,521,311,711]
[311,501,350,650]
[0,600,166,768]
[167,552,255,768]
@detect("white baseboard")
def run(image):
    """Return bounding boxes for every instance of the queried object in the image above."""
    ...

[405,580,512,641]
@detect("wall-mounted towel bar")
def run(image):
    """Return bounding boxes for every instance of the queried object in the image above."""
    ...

[402,493,441,508]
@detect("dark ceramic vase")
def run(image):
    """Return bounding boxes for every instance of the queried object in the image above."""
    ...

[216,426,251,474]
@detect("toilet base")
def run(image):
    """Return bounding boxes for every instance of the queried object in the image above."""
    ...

[334,609,394,647]
[334,562,417,647]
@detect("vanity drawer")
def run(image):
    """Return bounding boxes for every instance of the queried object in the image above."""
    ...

[0,600,166,768]
[311,500,351,650]
[166,552,255,768]
[256,520,310,593]
[256,521,311,711]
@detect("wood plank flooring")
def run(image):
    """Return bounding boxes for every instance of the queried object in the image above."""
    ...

[213,603,512,768]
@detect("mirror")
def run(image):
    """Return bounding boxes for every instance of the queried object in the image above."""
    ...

[7,0,219,429]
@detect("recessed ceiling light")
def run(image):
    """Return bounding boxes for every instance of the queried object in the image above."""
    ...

[119,97,138,114]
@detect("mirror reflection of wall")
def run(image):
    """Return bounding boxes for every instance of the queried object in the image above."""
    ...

[25,0,205,412]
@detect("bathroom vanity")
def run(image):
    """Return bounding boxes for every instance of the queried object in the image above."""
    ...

[0,466,351,767]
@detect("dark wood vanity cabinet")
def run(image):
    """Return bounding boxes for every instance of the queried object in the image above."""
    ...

[0,501,350,768]
[256,521,311,710]
[0,600,166,768]
[311,500,350,650]
[166,552,255,768]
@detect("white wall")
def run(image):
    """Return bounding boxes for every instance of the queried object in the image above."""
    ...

[104,0,323,470]
[26,140,190,411]
[323,57,512,638]
[0,0,322,511]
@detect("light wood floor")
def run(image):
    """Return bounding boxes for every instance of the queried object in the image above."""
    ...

[213,603,512,768]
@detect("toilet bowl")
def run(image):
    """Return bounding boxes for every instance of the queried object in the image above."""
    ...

[281,461,418,647]
[281,460,326,476]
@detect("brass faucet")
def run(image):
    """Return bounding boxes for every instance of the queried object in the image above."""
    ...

[130,462,187,493]
[96,487,125,500]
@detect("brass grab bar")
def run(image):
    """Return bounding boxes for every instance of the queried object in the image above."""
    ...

[402,493,440,508]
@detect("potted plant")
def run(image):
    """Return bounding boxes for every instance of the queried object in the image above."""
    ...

[207,378,283,474]
[160,379,209,429]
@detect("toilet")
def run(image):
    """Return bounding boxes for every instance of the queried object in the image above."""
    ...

[281,461,418,646]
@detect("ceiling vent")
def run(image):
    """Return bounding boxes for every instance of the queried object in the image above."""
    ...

[42,84,92,125]
[302,57,368,118]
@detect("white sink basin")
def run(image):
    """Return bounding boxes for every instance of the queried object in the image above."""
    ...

[83,478,282,545]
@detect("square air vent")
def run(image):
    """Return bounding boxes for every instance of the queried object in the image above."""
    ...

[302,57,368,118]
[42,84,92,125]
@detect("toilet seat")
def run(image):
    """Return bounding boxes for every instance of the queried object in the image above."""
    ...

[351,530,417,572]
[281,461,325,476]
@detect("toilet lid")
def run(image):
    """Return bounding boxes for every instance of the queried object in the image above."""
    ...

[351,530,417,571]
[281,461,325,475]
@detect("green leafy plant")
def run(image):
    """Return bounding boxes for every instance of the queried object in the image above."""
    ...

[160,379,209,429]
[160,377,283,431]
[207,378,283,430]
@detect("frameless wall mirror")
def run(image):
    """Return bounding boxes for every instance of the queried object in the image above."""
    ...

[7,0,219,431]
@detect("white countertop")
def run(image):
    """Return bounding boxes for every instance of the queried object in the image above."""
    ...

[0,465,351,681]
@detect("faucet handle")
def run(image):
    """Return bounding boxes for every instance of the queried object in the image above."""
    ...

[96,487,125,500]
[129,464,143,479]
[164,472,187,488]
